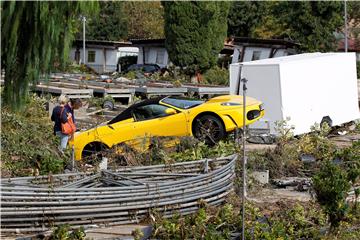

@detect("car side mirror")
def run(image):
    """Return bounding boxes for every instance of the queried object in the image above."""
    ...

[165,108,177,115]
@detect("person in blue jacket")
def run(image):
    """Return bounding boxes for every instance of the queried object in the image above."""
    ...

[51,95,72,153]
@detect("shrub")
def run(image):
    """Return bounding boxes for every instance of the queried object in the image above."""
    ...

[337,141,360,210]
[1,95,68,177]
[50,224,86,240]
[152,199,327,239]
[203,66,229,85]
[123,70,136,80]
[312,161,351,231]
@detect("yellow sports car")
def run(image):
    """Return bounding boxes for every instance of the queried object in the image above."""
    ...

[70,95,264,160]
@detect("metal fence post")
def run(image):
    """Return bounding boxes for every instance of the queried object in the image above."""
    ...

[71,145,75,171]
[241,77,248,240]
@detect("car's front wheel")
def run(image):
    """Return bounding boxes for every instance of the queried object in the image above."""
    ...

[193,115,225,145]
[82,142,108,164]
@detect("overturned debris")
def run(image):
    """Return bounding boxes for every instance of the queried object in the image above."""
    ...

[0,155,236,233]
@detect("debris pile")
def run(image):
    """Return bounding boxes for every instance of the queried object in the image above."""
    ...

[1,155,236,233]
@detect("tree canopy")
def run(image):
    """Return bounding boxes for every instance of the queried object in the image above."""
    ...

[86,1,127,41]
[348,1,360,39]
[124,1,164,39]
[1,1,98,111]
[227,1,264,38]
[163,1,230,75]
[227,1,344,52]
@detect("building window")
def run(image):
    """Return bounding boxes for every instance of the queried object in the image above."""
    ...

[156,50,165,65]
[251,51,261,61]
[88,50,96,63]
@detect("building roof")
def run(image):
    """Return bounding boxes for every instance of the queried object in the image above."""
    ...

[232,37,300,48]
[73,39,132,49]
[129,38,165,46]
[129,37,299,50]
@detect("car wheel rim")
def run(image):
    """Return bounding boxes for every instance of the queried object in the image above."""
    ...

[197,119,221,143]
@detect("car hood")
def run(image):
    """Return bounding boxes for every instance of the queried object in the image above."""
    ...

[205,95,261,105]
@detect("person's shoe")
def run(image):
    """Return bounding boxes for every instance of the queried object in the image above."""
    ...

[58,146,65,156]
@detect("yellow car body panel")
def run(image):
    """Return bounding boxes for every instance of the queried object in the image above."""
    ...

[69,95,264,160]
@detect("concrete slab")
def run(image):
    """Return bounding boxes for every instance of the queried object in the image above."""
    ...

[85,224,152,240]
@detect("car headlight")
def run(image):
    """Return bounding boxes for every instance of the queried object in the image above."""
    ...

[221,102,242,106]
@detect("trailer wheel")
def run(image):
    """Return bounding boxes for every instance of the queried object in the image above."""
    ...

[320,116,333,128]
[103,100,114,110]
[193,115,225,145]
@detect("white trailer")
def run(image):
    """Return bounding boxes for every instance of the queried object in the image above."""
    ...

[230,53,360,135]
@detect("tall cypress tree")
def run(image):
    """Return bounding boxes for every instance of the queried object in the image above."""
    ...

[163,2,230,75]
[87,1,128,41]
[1,2,98,111]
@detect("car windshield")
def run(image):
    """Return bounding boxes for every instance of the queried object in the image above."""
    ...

[162,97,204,109]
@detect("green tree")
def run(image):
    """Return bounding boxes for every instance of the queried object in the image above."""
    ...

[124,1,164,39]
[227,1,264,37]
[87,1,127,41]
[266,1,343,52]
[348,1,360,23]
[163,1,230,75]
[227,2,343,52]
[1,1,98,111]
[348,1,360,39]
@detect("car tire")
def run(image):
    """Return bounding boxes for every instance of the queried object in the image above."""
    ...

[82,142,108,164]
[320,116,332,128]
[193,115,225,145]
[103,100,114,110]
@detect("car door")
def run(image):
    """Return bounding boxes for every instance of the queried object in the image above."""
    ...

[130,104,188,147]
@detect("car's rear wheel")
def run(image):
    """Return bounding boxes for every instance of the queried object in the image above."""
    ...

[193,115,225,145]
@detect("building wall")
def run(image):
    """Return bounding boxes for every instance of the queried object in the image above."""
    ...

[136,46,169,68]
[273,49,288,58]
[232,46,291,63]
[137,47,144,65]
[243,47,271,62]
[70,47,118,73]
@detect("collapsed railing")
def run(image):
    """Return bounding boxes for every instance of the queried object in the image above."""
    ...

[0,155,236,233]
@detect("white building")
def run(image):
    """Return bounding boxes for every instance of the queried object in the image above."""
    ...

[230,37,299,63]
[130,39,170,68]
[130,37,299,68]
[70,40,137,73]
[70,38,299,73]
